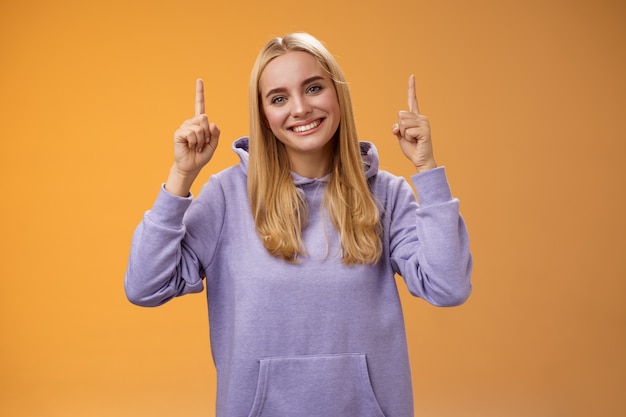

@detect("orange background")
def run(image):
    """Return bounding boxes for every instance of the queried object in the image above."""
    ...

[1,0,625,416]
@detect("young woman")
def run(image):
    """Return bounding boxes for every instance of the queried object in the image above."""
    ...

[125,32,472,417]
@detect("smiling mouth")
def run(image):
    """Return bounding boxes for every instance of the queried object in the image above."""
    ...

[291,119,322,133]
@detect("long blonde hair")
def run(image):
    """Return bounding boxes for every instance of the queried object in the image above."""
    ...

[248,33,381,264]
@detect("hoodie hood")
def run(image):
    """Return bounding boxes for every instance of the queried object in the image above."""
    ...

[232,137,379,185]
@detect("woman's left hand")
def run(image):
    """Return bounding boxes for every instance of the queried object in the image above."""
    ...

[392,75,437,173]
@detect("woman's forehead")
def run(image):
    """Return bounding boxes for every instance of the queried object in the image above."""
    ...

[260,51,328,92]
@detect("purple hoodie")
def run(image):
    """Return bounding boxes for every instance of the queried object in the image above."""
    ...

[125,137,472,417]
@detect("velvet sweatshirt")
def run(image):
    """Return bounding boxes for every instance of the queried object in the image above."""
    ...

[125,137,472,417]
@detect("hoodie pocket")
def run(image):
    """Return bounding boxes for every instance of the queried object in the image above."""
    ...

[246,353,386,417]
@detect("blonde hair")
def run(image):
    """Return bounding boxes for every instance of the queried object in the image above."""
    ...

[248,32,381,264]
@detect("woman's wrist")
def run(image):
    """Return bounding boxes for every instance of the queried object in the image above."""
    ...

[415,158,437,174]
[164,165,198,197]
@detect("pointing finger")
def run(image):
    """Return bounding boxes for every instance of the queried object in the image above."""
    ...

[195,78,205,116]
[408,74,420,115]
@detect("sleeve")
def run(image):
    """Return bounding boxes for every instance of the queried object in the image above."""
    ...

[124,178,225,307]
[387,167,473,307]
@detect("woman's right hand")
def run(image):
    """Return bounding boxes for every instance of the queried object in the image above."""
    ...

[166,79,220,196]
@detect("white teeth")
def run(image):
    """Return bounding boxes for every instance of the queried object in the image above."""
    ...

[292,120,321,133]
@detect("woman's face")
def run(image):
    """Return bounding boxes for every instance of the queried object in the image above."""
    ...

[259,51,340,177]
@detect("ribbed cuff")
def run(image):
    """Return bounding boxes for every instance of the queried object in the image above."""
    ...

[147,184,194,227]
[411,166,453,205]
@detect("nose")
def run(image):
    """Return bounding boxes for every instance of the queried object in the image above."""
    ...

[290,95,312,117]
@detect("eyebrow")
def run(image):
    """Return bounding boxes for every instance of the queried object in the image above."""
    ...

[264,75,326,99]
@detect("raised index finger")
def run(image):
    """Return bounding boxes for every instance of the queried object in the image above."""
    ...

[195,78,205,116]
[408,74,420,115]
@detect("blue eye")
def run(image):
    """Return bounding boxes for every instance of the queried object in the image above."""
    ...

[271,96,286,104]
[307,85,322,94]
